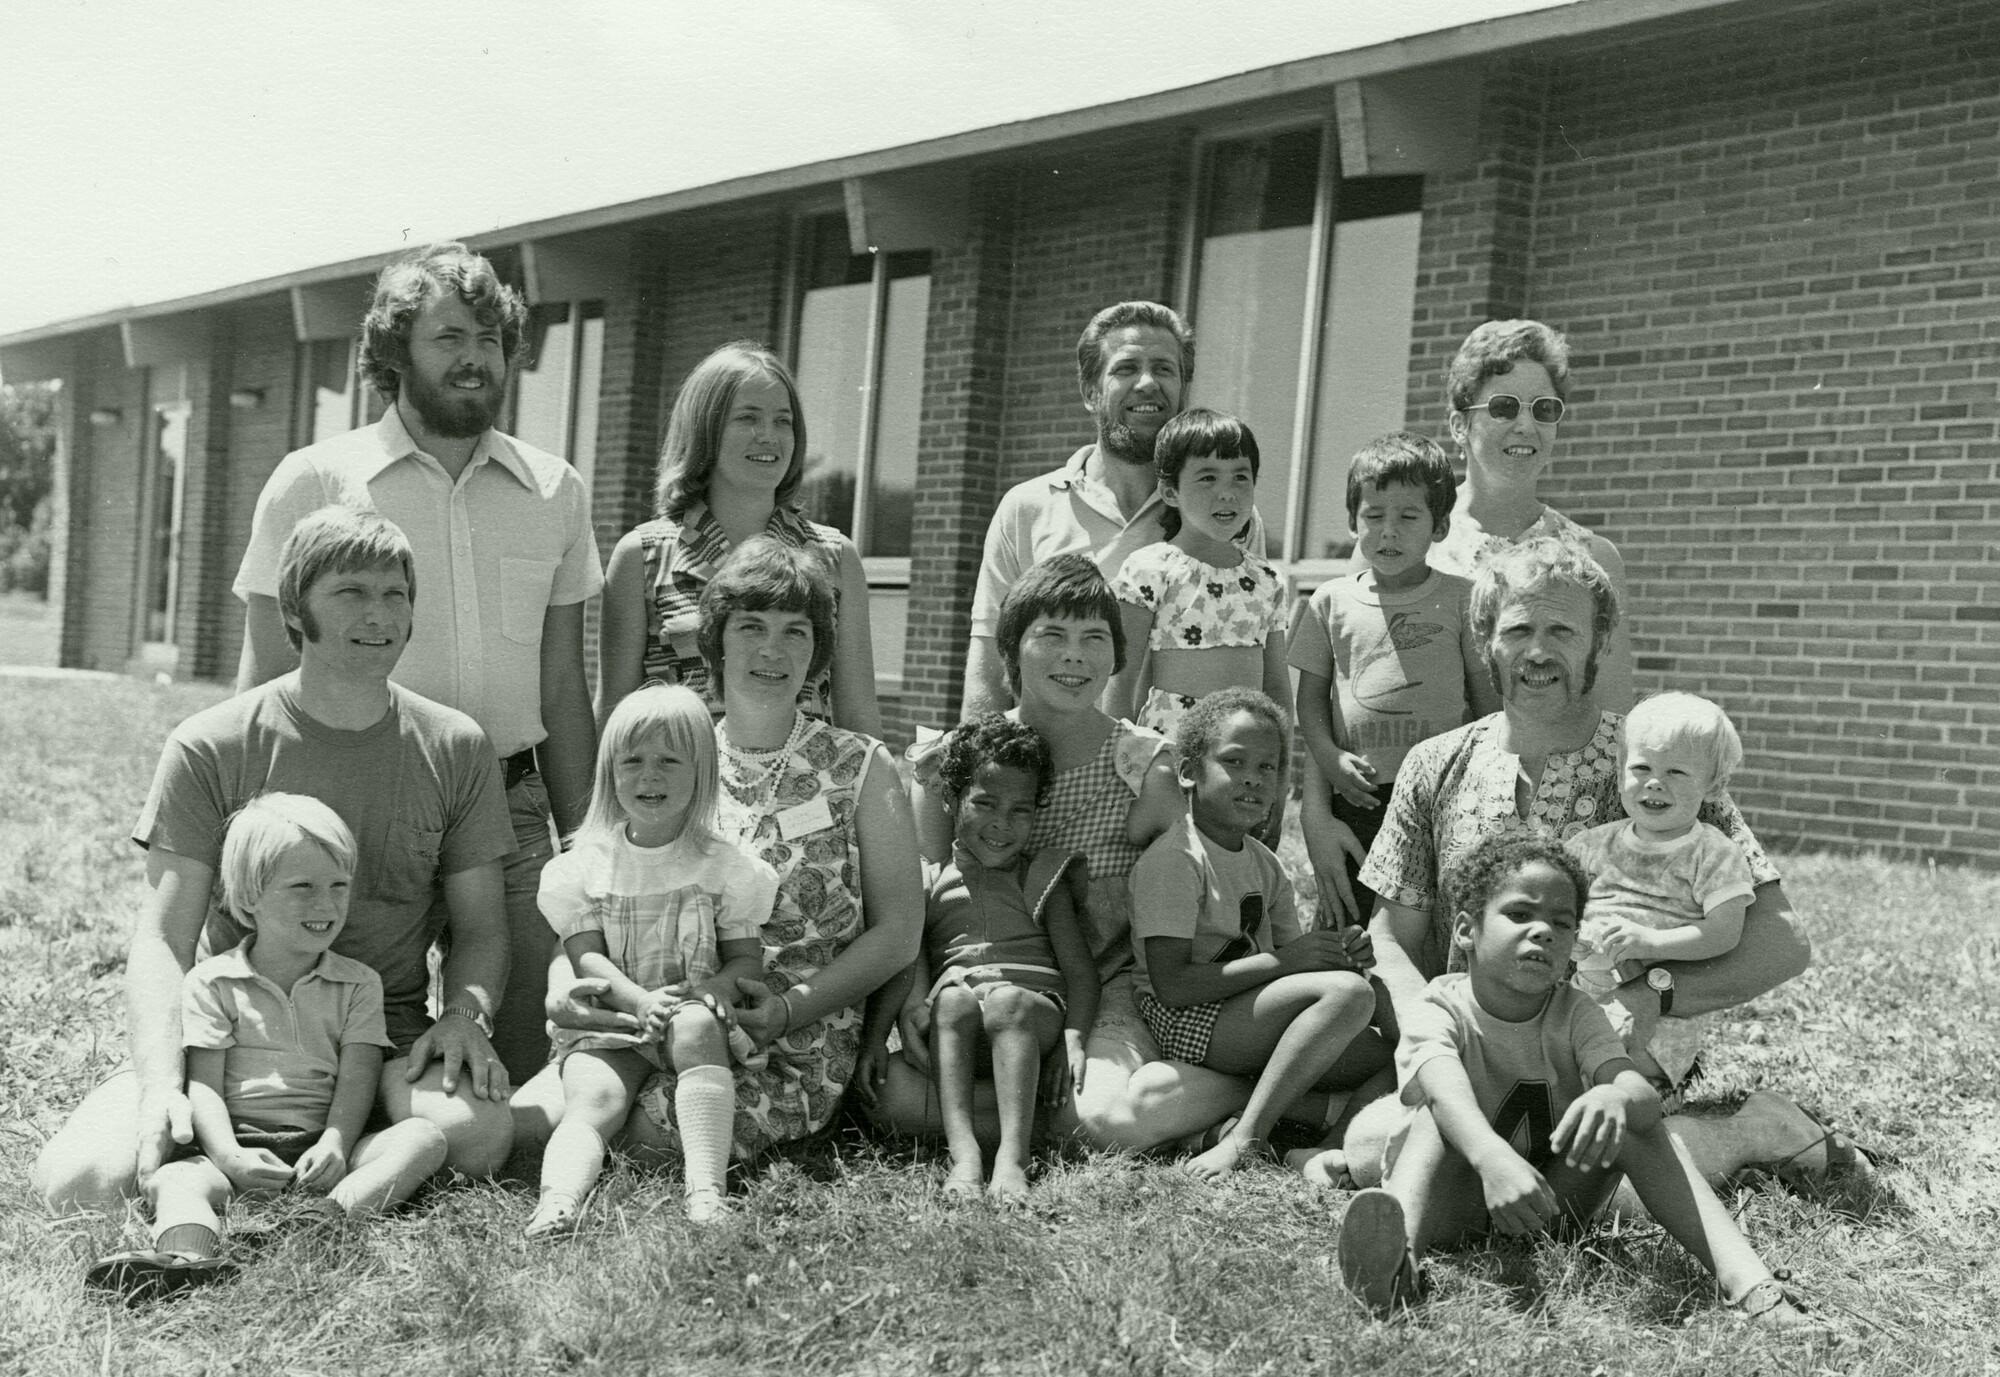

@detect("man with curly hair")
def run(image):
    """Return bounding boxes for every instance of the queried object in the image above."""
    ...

[231,243,603,1082]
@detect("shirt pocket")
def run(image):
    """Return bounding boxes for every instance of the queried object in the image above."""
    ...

[500,557,557,645]
[376,818,445,904]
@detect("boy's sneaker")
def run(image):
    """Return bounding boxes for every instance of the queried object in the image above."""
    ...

[1338,1188,1420,1317]
[85,1250,237,1304]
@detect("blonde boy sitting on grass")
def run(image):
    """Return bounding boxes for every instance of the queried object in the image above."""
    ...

[86,795,448,1303]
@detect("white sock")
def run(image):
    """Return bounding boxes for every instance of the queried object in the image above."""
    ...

[675,1065,736,1206]
[540,1120,608,1204]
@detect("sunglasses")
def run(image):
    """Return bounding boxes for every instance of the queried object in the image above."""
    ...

[1213,894,1265,964]
[1461,394,1565,425]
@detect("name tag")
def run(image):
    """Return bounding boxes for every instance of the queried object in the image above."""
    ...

[776,796,834,840]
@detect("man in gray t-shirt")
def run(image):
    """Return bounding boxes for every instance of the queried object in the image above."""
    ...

[34,507,516,1212]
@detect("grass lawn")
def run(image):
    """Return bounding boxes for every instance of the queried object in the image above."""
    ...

[5,674,1998,1375]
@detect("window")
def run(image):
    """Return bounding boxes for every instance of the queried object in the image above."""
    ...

[1185,122,1423,570]
[297,338,360,444]
[512,301,605,491]
[294,338,387,445]
[789,212,933,688]
[138,391,190,649]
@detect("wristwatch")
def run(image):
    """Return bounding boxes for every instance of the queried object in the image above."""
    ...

[440,1003,495,1038]
[1645,966,1675,1018]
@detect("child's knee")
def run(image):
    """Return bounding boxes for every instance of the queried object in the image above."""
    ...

[391,1117,452,1175]
[434,1096,514,1178]
[933,986,979,1026]
[667,1003,728,1064]
[978,985,1054,1033]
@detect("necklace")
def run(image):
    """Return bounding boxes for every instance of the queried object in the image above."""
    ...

[721,712,812,811]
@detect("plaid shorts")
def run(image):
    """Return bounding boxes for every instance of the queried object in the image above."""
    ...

[1135,991,1224,1065]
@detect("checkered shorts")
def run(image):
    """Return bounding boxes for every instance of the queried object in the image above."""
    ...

[1136,991,1224,1065]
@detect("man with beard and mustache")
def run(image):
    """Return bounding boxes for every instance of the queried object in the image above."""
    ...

[961,301,1265,718]
[232,243,602,1084]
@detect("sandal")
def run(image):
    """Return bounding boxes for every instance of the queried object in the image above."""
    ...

[1766,1107,1884,1189]
[1731,1270,1837,1335]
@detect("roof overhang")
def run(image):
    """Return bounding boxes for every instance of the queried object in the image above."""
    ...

[0,0,1750,357]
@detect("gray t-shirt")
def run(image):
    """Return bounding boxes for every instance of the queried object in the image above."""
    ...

[134,678,514,1050]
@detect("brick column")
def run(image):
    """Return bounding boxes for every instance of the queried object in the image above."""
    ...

[900,189,1018,731]
[1405,55,1547,434]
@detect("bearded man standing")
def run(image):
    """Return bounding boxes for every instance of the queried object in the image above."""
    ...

[960,301,1263,718]
[232,243,603,1083]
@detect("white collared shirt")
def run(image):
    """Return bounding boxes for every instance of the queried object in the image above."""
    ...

[969,444,1266,638]
[233,409,604,756]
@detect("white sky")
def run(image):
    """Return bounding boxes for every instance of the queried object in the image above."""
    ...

[2,0,1575,339]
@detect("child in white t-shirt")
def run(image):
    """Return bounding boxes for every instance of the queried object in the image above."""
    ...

[1336,831,1812,1328]
[1566,692,1755,992]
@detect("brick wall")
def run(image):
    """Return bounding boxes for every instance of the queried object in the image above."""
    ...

[900,186,1018,731]
[994,134,1192,489]
[1510,0,2000,863]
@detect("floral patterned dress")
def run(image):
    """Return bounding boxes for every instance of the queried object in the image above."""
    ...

[638,717,875,1160]
[1108,542,1289,736]
[1358,711,1778,979]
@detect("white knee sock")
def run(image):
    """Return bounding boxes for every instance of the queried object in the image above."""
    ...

[540,1120,608,1203]
[675,1065,736,1203]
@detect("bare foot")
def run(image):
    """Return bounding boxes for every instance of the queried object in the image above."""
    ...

[943,1159,985,1200]
[1184,1133,1259,1182]
[987,1162,1030,1204]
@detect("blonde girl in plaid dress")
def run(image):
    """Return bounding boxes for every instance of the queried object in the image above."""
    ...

[529,684,777,1232]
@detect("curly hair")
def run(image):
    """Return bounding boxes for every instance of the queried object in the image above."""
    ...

[654,342,809,520]
[358,243,529,401]
[694,536,838,700]
[1444,319,1571,415]
[1443,831,1589,926]
[935,713,1054,808]
[1173,686,1288,777]
[1154,407,1259,541]
[1344,430,1457,530]
[994,554,1127,694]
[1076,300,1194,398]
[1467,537,1621,697]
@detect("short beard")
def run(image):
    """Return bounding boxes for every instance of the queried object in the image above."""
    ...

[401,362,505,439]
[1098,420,1157,467]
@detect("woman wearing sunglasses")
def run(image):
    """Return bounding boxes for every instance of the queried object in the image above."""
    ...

[1430,320,1633,714]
